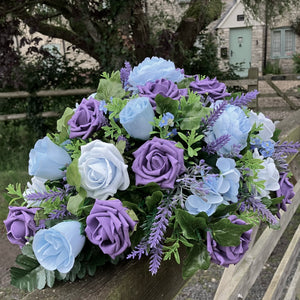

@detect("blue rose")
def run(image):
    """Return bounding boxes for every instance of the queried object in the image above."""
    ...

[127,57,184,93]
[119,97,155,140]
[205,102,251,155]
[216,157,240,203]
[28,136,72,180]
[185,176,227,216]
[32,221,85,273]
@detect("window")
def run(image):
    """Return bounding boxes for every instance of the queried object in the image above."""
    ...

[271,28,295,58]
[237,14,244,21]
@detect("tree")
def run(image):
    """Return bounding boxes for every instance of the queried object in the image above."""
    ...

[0,0,223,70]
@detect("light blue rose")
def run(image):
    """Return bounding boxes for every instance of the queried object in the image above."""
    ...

[32,221,85,273]
[127,57,184,93]
[185,176,226,216]
[216,157,240,203]
[205,102,251,155]
[119,97,155,140]
[28,136,72,180]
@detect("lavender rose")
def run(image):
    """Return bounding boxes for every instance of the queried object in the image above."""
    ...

[4,206,39,247]
[68,97,107,139]
[190,76,231,100]
[207,215,253,267]
[85,199,136,259]
[132,136,185,189]
[138,78,188,109]
[276,173,295,218]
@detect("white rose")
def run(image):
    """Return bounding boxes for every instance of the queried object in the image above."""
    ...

[253,149,280,197]
[78,140,129,199]
[23,176,47,207]
[249,111,275,141]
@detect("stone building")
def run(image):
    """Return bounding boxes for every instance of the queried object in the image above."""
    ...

[213,0,300,76]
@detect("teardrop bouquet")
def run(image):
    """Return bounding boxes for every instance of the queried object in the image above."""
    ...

[4,57,300,291]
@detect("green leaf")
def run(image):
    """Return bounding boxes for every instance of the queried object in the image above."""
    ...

[175,209,208,241]
[180,102,210,131]
[66,158,81,191]
[96,71,125,101]
[11,249,55,292]
[155,94,179,116]
[56,107,74,142]
[212,203,238,218]
[67,188,87,216]
[145,191,163,212]
[182,242,210,279]
[176,77,195,89]
[211,218,253,247]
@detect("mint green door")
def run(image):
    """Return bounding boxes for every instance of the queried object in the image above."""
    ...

[229,27,252,77]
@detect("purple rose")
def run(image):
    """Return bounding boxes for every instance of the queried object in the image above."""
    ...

[276,173,295,218]
[132,136,185,189]
[207,215,253,267]
[189,76,230,100]
[68,98,107,139]
[3,206,39,247]
[85,199,136,259]
[138,78,188,109]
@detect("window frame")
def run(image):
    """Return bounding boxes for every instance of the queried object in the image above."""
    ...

[271,27,295,59]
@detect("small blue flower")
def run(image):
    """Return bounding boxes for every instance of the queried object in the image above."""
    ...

[99,100,107,113]
[250,136,262,149]
[260,140,275,157]
[166,128,178,138]
[159,112,174,128]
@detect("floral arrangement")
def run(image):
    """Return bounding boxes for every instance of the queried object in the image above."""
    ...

[4,57,300,292]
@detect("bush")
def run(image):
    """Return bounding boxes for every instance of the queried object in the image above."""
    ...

[263,60,281,75]
[293,53,300,74]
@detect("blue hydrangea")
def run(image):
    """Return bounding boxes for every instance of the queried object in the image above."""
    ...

[185,175,226,216]
[216,157,240,203]
[99,100,107,114]
[128,57,184,93]
[205,102,251,155]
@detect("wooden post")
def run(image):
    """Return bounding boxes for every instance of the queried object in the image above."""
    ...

[247,67,259,111]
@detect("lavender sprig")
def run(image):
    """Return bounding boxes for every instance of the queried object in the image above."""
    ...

[229,90,259,107]
[202,134,231,154]
[127,239,149,260]
[240,196,278,225]
[120,61,132,89]
[202,100,227,128]
[26,188,66,203]
[149,244,164,275]
[275,141,300,156]
[48,204,72,220]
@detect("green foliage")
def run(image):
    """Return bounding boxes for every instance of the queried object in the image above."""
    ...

[64,139,90,160]
[6,183,25,205]
[182,242,210,279]
[10,244,55,292]
[263,60,281,75]
[67,188,87,216]
[236,150,265,193]
[95,71,126,101]
[155,94,179,116]
[210,218,252,247]
[66,158,81,191]
[56,107,74,143]
[292,53,300,74]
[177,130,204,159]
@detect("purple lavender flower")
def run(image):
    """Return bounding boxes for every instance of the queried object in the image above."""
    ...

[149,244,163,275]
[202,100,227,129]
[68,98,107,139]
[120,61,132,88]
[203,134,231,154]
[276,173,295,218]
[207,215,252,267]
[240,196,278,225]
[189,76,231,100]
[138,78,187,109]
[229,90,259,107]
